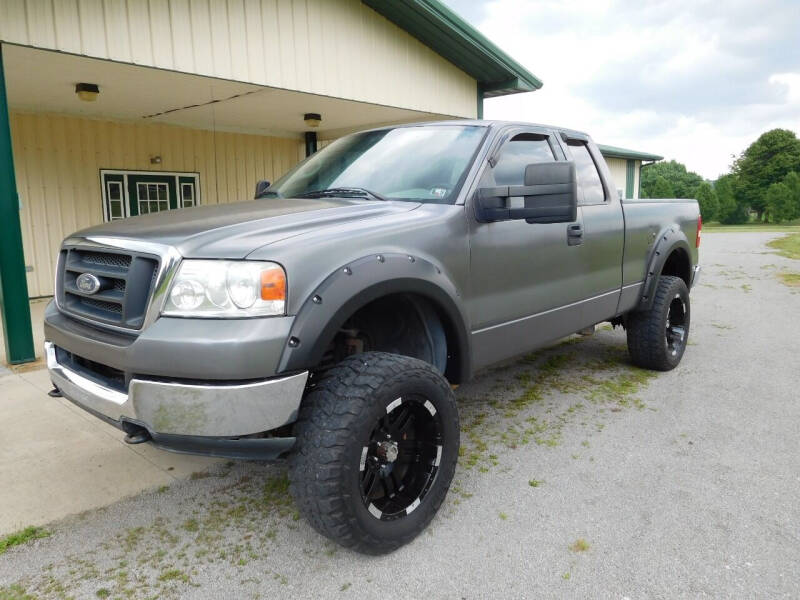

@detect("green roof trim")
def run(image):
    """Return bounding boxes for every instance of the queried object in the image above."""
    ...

[362,0,542,98]
[598,144,663,162]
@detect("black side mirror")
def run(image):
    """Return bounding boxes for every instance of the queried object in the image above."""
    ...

[254,179,271,199]
[475,161,578,224]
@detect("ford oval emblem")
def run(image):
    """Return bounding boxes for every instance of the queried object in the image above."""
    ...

[76,273,102,295]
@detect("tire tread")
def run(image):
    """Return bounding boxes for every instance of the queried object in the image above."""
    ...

[288,352,457,554]
[626,275,690,371]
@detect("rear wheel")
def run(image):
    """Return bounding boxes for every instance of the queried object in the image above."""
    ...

[289,352,459,554]
[626,275,690,371]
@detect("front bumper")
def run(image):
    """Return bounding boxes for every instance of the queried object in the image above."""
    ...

[46,341,307,459]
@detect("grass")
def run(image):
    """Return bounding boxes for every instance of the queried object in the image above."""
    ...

[778,273,800,287]
[0,584,37,600]
[158,568,189,583]
[0,526,49,555]
[569,538,590,552]
[182,518,199,532]
[528,479,543,488]
[704,223,800,233]
[767,233,800,260]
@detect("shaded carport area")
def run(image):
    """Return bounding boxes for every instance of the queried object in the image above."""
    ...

[0,43,458,366]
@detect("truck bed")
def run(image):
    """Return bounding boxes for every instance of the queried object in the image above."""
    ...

[619,198,700,313]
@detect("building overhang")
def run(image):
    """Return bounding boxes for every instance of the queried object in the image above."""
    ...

[362,0,542,98]
[2,44,454,140]
[598,144,663,162]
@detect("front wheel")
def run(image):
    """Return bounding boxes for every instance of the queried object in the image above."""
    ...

[626,275,691,371]
[289,352,459,554]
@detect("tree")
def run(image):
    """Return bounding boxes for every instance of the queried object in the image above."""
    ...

[766,171,800,223]
[649,175,674,198]
[765,182,795,223]
[695,181,719,221]
[641,160,703,199]
[732,129,800,221]
[714,174,748,224]
[784,171,800,219]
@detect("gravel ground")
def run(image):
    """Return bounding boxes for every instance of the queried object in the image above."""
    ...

[2,232,799,599]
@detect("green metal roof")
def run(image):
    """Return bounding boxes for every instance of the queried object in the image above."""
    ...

[597,144,663,162]
[362,0,542,98]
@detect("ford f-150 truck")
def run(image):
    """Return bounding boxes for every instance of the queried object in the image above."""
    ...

[45,120,700,554]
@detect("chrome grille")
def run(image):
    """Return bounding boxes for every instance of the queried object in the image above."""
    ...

[57,246,159,330]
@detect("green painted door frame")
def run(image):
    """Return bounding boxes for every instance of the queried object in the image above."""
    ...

[0,44,35,364]
[625,159,635,199]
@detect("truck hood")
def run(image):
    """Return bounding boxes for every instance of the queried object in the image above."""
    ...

[72,197,420,258]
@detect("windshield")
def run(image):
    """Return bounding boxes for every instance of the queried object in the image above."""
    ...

[267,125,486,204]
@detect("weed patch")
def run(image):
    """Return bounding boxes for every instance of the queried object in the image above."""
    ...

[767,233,800,260]
[778,272,800,287]
[569,538,590,552]
[0,584,37,600]
[0,527,49,555]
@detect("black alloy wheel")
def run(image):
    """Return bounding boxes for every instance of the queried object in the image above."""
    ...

[359,394,443,520]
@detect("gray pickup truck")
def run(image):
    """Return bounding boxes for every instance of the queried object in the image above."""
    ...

[45,120,700,554]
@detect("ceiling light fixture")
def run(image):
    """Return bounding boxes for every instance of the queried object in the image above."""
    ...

[303,112,322,128]
[75,82,100,102]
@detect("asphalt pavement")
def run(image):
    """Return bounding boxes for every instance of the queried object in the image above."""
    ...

[1,231,798,599]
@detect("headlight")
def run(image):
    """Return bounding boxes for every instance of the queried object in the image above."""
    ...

[162,260,286,317]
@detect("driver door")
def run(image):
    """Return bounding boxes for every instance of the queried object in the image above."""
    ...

[467,128,587,369]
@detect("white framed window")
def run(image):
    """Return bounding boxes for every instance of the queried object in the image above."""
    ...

[180,182,196,208]
[137,182,169,215]
[100,170,200,222]
[105,180,125,221]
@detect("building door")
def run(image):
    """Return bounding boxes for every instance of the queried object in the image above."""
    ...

[100,170,200,221]
[127,174,175,216]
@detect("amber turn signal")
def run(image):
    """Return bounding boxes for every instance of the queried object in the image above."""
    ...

[261,268,286,301]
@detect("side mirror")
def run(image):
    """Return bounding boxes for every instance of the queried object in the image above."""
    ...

[254,179,271,199]
[475,161,578,224]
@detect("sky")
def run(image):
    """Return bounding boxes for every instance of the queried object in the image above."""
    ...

[442,0,800,180]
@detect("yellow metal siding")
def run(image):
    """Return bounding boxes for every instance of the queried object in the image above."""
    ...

[0,0,477,118]
[10,111,302,297]
[603,157,642,199]
[604,157,627,198]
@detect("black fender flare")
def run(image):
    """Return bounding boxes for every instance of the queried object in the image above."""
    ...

[637,226,692,311]
[277,253,472,382]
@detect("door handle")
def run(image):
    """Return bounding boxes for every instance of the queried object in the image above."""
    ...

[567,223,583,246]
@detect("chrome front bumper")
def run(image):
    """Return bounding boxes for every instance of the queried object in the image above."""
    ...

[45,341,308,438]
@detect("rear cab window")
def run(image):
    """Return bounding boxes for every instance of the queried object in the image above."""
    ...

[566,141,606,205]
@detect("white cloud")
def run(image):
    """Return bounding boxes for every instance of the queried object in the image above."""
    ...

[444,0,800,179]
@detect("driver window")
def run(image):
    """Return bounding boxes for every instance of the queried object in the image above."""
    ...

[491,133,555,186]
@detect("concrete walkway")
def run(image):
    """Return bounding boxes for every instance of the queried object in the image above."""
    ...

[0,364,219,536]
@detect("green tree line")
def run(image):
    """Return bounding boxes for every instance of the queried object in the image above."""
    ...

[641,129,800,224]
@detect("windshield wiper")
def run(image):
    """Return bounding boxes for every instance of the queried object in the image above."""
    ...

[294,187,389,202]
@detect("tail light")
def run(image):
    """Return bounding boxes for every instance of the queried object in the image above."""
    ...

[696,215,702,248]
